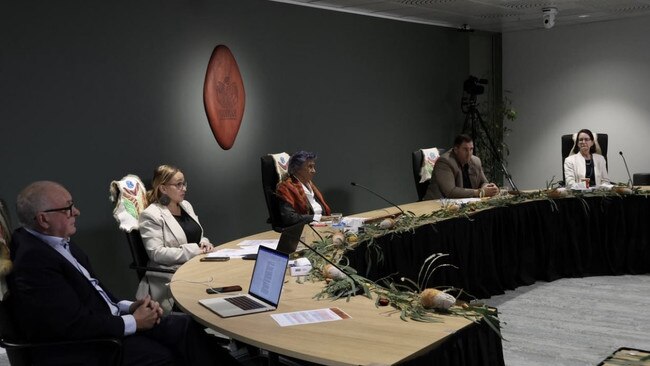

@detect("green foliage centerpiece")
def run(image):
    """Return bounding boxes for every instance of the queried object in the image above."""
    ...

[299,184,650,339]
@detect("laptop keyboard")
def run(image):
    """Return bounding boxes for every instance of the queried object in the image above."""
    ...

[225,296,266,310]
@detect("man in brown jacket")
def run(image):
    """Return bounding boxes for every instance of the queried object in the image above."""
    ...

[424,134,499,200]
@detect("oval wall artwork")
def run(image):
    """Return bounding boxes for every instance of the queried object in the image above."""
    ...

[203,45,245,150]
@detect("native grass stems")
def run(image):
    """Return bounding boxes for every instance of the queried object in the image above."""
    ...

[300,184,649,336]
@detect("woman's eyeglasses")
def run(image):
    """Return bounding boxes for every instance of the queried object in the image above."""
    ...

[166,181,188,190]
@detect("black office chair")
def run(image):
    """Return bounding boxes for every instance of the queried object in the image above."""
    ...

[109,176,175,281]
[1,197,12,300]
[561,133,608,184]
[412,148,444,201]
[633,173,650,186]
[261,155,286,232]
[125,229,175,281]
[0,198,11,246]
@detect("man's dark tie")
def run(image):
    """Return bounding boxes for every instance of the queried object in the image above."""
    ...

[462,164,472,189]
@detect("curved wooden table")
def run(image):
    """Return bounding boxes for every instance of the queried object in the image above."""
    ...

[170,201,500,365]
[171,188,650,364]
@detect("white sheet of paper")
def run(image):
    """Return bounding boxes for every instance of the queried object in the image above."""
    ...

[237,239,278,248]
[271,307,351,327]
[207,239,279,258]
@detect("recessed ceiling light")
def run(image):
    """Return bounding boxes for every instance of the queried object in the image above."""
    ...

[578,14,590,18]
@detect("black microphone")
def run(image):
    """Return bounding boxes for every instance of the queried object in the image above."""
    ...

[619,151,633,188]
[306,221,325,242]
[298,231,362,293]
[350,182,405,216]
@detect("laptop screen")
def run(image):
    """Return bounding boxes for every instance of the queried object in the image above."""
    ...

[276,222,304,254]
[248,246,289,306]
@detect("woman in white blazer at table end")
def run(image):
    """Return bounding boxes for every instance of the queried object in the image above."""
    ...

[564,129,610,188]
[137,164,214,313]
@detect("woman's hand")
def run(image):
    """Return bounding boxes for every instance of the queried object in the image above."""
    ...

[200,242,215,253]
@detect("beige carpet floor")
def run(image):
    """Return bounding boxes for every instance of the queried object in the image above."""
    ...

[482,275,650,366]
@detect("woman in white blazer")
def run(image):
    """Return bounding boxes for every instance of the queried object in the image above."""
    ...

[564,129,610,188]
[137,165,214,313]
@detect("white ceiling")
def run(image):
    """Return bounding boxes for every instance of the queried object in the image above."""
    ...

[269,0,650,32]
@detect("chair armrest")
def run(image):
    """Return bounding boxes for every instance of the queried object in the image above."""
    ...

[129,263,176,274]
[0,336,122,350]
[1,336,123,366]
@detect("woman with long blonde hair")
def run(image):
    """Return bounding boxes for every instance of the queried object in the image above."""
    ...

[138,164,214,313]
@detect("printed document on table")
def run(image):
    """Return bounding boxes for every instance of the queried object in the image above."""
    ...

[439,198,481,205]
[271,307,351,327]
[207,239,279,258]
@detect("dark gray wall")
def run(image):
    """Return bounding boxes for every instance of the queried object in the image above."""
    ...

[1,0,478,297]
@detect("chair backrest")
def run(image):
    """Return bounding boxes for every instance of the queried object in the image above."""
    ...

[633,173,650,186]
[0,198,13,303]
[109,175,148,232]
[261,154,291,232]
[411,148,444,201]
[109,175,147,279]
[109,175,174,280]
[0,198,11,246]
[122,227,175,281]
[0,296,31,365]
[125,230,152,281]
[0,200,25,364]
[561,133,608,183]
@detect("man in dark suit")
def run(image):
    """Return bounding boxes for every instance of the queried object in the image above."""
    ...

[8,181,237,365]
[424,134,500,200]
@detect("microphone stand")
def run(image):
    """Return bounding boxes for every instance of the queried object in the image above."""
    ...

[350,182,405,216]
[619,151,633,188]
[304,224,363,293]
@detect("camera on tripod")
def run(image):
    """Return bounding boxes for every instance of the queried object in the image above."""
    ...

[463,76,488,96]
[461,75,488,112]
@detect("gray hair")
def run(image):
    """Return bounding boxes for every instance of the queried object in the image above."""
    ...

[288,151,317,176]
[16,181,61,229]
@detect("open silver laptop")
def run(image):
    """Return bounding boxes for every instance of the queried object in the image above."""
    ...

[199,246,289,318]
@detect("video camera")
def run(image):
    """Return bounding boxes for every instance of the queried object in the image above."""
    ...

[463,76,488,96]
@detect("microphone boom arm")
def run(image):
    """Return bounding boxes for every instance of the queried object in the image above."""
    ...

[350,182,405,215]
[298,236,362,293]
[619,151,633,188]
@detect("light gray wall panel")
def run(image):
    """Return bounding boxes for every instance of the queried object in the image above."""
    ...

[503,16,650,189]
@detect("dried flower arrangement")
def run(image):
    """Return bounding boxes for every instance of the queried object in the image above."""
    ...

[298,184,650,338]
[300,235,502,337]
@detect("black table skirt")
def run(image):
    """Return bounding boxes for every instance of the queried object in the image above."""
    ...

[400,318,504,366]
[349,195,650,299]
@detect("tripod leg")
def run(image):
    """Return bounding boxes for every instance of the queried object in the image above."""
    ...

[462,111,472,136]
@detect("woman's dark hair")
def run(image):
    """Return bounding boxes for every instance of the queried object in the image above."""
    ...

[572,129,596,154]
[288,151,317,176]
